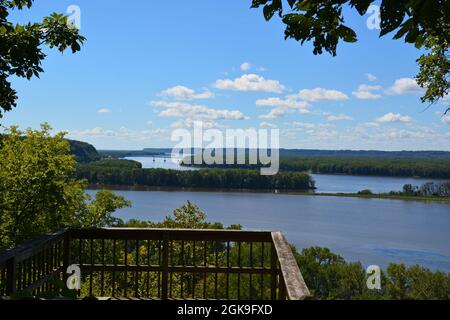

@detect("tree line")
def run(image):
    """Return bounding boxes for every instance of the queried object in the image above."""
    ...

[76,160,315,191]
[183,156,450,179]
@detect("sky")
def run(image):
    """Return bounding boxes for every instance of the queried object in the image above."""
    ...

[3,0,450,150]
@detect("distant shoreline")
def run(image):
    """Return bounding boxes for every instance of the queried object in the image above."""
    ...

[87,184,450,204]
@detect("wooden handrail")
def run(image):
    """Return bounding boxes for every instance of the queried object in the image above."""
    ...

[271,232,310,300]
[0,228,309,300]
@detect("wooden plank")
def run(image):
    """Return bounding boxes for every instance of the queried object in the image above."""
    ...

[0,229,67,265]
[70,228,273,242]
[271,232,310,300]
[80,264,276,274]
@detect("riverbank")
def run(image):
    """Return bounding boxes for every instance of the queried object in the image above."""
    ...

[87,184,450,204]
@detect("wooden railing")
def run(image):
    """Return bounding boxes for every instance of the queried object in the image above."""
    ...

[0,228,309,300]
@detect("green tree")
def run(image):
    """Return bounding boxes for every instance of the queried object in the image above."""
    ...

[0,124,129,250]
[252,0,450,107]
[0,0,85,118]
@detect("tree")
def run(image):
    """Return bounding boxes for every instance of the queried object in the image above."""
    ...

[251,0,450,107]
[0,124,130,250]
[0,0,85,118]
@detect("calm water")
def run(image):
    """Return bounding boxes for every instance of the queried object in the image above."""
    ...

[87,189,450,272]
[126,156,445,193]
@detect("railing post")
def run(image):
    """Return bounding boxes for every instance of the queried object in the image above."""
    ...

[5,257,17,295]
[62,230,71,283]
[161,232,169,300]
[270,243,277,300]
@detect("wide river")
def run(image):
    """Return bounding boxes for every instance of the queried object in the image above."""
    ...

[96,156,450,272]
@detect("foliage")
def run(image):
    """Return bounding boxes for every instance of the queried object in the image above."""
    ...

[295,246,450,300]
[0,124,130,250]
[357,189,373,195]
[86,159,143,169]
[251,0,450,105]
[76,164,315,191]
[0,0,85,117]
[390,181,450,197]
[67,140,101,163]
[187,156,450,179]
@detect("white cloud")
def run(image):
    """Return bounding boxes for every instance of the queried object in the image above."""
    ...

[288,88,348,102]
[256,97,310,119]
[259,107,288,119]
[67,127,169,141]
[367,73,377,81]
[255,97,309,109]
[214,74,285,93]
[161,85,214,100]
[292,122,316,129]
[240,62,251,71]
[98,108,111,113]
[327,114,353,121]
[376,112,412,123]
[259,122,278,128]
[170,118,222,130]
[352,84,382,100]
[386,78,424,95]
[151,101,248,121]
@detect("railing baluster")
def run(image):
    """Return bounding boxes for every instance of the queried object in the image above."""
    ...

[260,242,264,299]
[203,241,207,299]
[250,242,253,299]
[112,239,116,297]
[101,239,105,297]
[238,241,241,300]
[124,239,128,297]
[180,240,184,299]
[270,243,277,300]
[161,234,169,300]
[192,240,196,299]
[226,241,230,300]
[146,240,150,297]
[215,241,218,299]
[135,240,139,297]
[169,240,173,298]
[89,238,94,296]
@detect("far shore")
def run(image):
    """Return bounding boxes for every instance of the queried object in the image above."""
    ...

[87,184,450,204]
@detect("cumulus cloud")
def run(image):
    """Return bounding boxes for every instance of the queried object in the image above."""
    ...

[327,114,353,121]
[240,62,251,71]
[170,118,223,130]
[256,97,309,109]
[259,122,278,128]
[376,112,412,123]
[67,127,169,141]
[386,78,424,95]
[98,108,112,113]
[258,107,288,119]
[366,73,377,81]
[161,85,214,100]
[288,88,348,102]
[214,74,285,93]
[151,101,248,121]
[352,84,382,100]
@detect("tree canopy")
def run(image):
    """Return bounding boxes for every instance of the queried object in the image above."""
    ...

[0,124,130,250]
[0,0,85,118]
[251,0,450,107]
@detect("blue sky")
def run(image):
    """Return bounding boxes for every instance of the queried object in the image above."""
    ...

[3,0,449,150]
